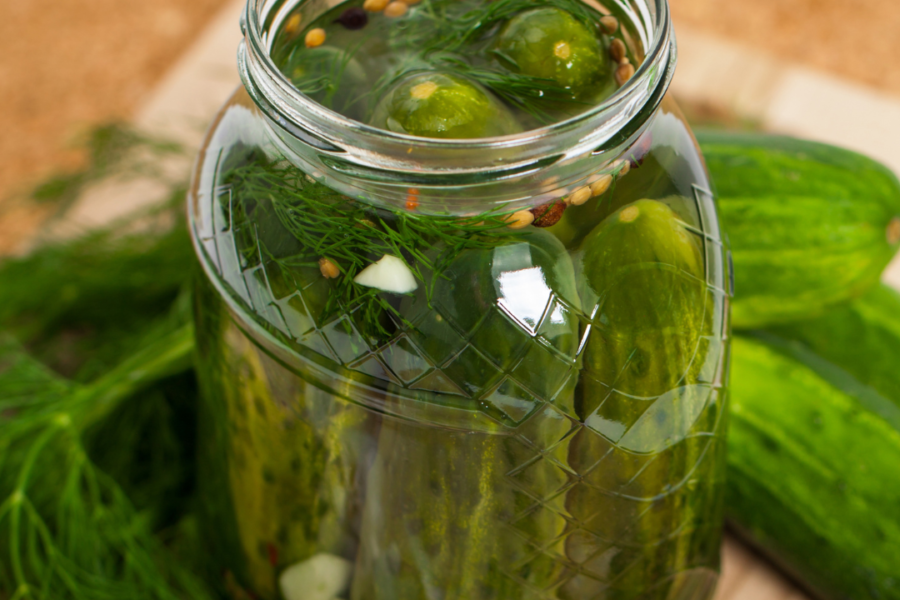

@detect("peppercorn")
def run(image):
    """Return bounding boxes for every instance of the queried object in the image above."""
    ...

[609,38,626,63]
[531,200,566,227]
[334,7,368,30]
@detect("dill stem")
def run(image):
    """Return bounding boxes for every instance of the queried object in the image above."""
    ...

[71,323,194,431]
[10,425,60,590]
[10,583,31,600]
[20,499,58,597]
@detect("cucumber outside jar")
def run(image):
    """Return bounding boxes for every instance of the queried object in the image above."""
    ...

[188,0,731,599]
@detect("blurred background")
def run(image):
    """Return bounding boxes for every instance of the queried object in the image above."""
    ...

[2,0,899,597]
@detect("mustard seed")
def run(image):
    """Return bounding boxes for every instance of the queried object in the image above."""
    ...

[305,28,326,48]
[384,1,408,17]
[284,13,302,34]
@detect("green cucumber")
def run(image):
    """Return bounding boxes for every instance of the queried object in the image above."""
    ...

[495,7,612,97]
[728,334,900,600]
[369,72,522,139]
[351,230,581,600]
[194,259,376,599]
[769,283,900,421]
[566,200,726,599]
[697,131,900,329]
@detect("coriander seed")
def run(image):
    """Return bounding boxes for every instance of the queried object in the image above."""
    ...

[568,186,592,206]
[616,61,635,85]
[319,258,340,279]
[609,38,626,63]
[505,210,535,229]
[600,15,618,33]
[590,174,613,197]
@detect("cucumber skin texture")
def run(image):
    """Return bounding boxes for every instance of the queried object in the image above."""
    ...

[697,131,900,329]
[770,283,900,410]
[728,335,900,600]
[570,200,725,599]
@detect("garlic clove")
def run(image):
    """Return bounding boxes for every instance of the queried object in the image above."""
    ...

[279,553,353,600]
[353,254,418,294]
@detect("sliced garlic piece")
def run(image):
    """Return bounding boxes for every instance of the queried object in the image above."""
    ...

[353,254,418,294]
[279,553,353,600]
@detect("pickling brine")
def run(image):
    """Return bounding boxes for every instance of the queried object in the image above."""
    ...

[188,0,731,598]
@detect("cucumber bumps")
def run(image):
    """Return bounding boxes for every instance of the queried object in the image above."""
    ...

[698,132,900,329]
[729,335,900,600]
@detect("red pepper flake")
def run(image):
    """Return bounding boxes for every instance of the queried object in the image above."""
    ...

[267,542,279,567]
[530,200,566,227]
[405,188,420,210]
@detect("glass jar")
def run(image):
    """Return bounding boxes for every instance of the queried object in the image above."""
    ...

[188,0,732,598]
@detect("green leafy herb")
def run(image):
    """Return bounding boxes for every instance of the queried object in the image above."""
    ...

[0,164,208,599]
[0,315,213,600]
[0,194,194,381]
[224,156,519,340]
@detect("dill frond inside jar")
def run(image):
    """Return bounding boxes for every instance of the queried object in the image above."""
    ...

[189,0,731,599]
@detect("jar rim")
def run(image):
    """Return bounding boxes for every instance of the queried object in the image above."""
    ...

[238,0,676,168]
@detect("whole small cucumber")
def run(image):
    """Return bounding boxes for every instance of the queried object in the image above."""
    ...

[728,334,900,600]
[697,131,900,329]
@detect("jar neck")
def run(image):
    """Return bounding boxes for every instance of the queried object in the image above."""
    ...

[237,0,677,214]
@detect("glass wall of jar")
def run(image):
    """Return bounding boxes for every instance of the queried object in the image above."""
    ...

[188,0,732,598]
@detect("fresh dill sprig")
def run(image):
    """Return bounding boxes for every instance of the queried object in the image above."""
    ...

[223,156,519,341]
[282,34,374,115]
[0,194,193,381]
[0,318,213,600]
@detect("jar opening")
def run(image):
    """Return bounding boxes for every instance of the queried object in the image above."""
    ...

[236,0,677,210]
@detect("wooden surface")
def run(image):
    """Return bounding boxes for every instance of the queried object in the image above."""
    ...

[715,538,808,600]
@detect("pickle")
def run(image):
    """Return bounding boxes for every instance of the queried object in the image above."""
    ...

[563,200,721,599]
[195,253,378,599]
[496,7,612,98]
[370,72,522,139]
[351,230,581,600]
